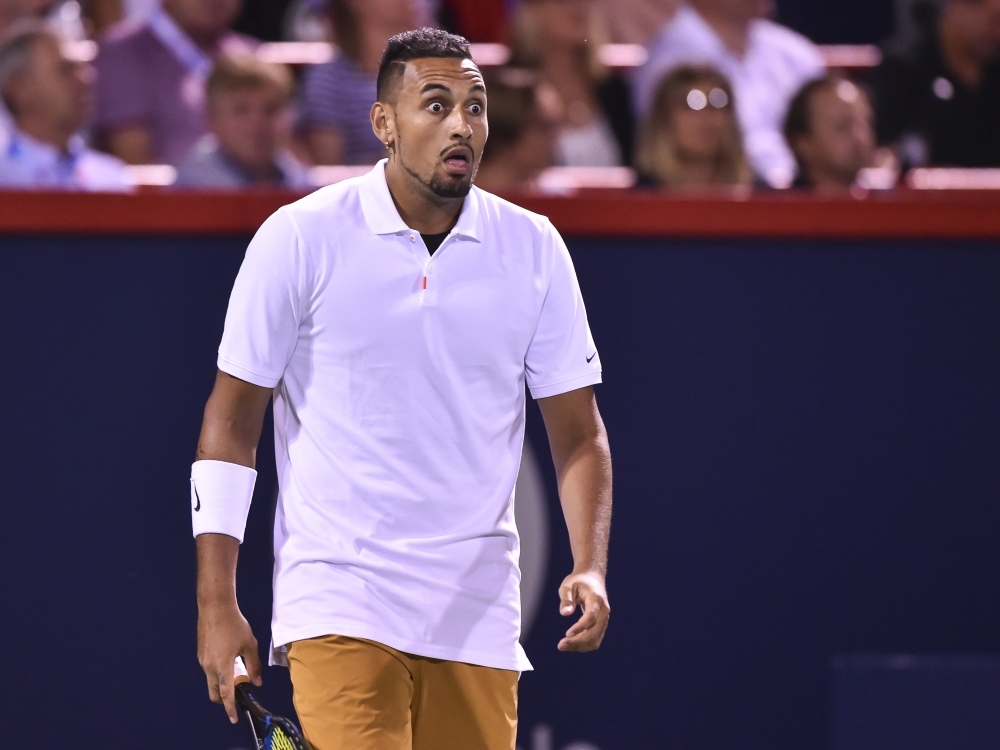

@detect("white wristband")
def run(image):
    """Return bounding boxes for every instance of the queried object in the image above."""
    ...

[190,460,257,543]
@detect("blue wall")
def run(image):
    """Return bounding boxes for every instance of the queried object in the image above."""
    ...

[2,235,998,749]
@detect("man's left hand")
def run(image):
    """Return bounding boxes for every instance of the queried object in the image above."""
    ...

[557,571,610,652]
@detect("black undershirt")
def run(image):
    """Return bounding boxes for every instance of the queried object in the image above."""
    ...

[421,231,449,255]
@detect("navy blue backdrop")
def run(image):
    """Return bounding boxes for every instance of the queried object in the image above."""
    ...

[1,235,998,749]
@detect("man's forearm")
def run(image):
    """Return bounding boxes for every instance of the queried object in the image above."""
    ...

[197,533,241,606]
[556,434,612,576]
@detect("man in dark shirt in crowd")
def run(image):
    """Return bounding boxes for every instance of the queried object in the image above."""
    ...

[784,76,876,192]
[869,0,1000,167]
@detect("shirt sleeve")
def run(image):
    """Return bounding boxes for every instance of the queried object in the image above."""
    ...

[93,35,153,131]
[525,221,602,399]
[217,208,305,388]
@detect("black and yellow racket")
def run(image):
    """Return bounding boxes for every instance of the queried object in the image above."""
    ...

[233,657,308,750]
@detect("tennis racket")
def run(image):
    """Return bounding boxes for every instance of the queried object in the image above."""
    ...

[233,657,309,750]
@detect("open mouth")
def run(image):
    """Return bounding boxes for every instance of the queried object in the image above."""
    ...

[442,147,473,175]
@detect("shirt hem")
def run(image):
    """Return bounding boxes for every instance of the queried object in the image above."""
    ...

[270,622,533,672]
[528,371,602,399]
[217,356,281,388]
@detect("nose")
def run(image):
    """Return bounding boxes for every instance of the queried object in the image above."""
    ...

[448,106,473,140]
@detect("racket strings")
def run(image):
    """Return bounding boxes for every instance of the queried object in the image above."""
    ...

[265,726,298,750]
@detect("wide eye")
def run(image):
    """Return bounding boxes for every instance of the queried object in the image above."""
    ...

[469,103,483,115]
[429,102,444,113]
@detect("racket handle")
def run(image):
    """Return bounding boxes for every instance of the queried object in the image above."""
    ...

[233,656,251,687]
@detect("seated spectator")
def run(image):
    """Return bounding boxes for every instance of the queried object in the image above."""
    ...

[870,0,1000,168]
[299,0,424,165]
[634,0,824,187]
[175,54,310,189]
[0,23,128,189]
[784,76,876,193]
[473,68,560,193]
[510,0,634,166]
[93,0,253,165]
[0,0,53,146]
[635,64,751,190]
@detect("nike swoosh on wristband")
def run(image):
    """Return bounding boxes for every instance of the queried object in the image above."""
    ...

[587,352,597,363]
[193,485,201,512]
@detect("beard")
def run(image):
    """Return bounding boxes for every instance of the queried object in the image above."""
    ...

[426,168,474,198]
[398,138,476,199]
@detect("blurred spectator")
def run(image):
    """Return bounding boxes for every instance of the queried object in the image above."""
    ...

[784,76,876,192]
[299,0,424,165]
[634,0,824,187]
[597,0,678,46]
[635,64,750,190]
[175,53,310,188]
[510,0,634,166]
[473,68,560,193]
[93,0,253,165]
[0,23,128,188]
[0,0,52,146]
[870,0,1000,167]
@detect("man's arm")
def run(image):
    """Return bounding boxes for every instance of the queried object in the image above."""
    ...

[195,370,272,723]
[537,386,612,652]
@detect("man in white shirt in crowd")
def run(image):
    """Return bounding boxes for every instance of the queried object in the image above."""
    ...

[193,28,612,750]
[634,0,824,187]
[0,22,129,189]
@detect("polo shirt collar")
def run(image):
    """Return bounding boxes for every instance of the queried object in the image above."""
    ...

[360,160,482,243]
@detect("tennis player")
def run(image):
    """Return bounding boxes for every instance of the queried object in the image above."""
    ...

[192,28,612,750]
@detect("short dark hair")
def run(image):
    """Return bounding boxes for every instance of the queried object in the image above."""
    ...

[783,77,831,146]
[376,27,472,103]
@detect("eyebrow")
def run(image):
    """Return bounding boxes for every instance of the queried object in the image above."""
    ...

[420,83,452,94]
[419,81,487,96]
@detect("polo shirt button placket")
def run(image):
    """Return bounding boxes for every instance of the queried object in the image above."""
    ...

[421,262,438,306]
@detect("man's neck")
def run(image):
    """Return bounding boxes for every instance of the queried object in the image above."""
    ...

[938,13,985,90]
[804,165,854,194]
[17,115,72,153]
[384,158,464,235]
[693,4,752,58]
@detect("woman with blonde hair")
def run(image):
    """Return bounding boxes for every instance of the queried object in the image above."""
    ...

[636,65,752,191]
[509,0,634,167]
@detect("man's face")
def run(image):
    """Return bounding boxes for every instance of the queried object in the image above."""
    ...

[947,0,1000,62]
[797,81,875,187]
[390,57,488,199]
[164,0,243,38]
[14,36,91,133]
[209,85,288,175]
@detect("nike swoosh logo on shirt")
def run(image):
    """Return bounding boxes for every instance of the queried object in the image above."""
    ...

[587,352,597,363]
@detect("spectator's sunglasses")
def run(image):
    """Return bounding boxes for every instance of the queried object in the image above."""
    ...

[681,87,731,112]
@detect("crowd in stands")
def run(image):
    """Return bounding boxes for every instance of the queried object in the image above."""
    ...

[0,0,997,193]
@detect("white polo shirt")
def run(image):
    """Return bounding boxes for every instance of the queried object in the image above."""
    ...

[217,161,601,672]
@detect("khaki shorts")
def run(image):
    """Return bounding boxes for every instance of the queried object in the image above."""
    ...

[287,635,518,750]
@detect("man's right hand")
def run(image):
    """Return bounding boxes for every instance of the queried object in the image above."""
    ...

[197,600,262,724]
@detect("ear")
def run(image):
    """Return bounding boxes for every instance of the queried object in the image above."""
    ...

[371,100,396,155]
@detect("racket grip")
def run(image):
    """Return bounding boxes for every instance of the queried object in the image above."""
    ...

[233,656,251,687]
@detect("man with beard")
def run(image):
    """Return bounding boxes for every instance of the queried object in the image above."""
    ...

[191,28,612,750]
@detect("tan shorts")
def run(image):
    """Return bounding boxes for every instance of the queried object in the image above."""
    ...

[287,635,518,750]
